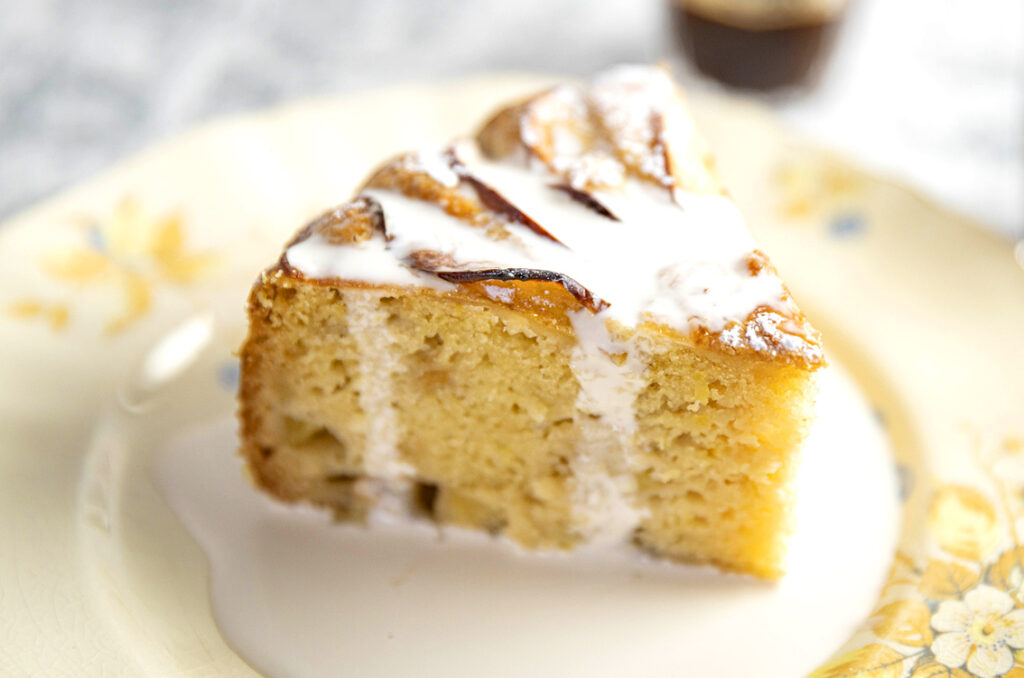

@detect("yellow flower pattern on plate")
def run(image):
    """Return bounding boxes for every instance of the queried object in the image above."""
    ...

[7,197,217,334]
[812,443,1024,678]
[931,586,1024,678]
[6,298,71,331]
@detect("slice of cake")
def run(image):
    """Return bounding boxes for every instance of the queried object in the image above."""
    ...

[238,65,824,579]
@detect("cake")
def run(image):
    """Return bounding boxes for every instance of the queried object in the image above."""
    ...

[238,65,824,579]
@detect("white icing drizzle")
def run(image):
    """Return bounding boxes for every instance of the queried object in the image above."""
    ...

[285,228,452,292]
[404,150,460,188]
[569,312,646,432]
[568,311,648,542]
[285,66,799,344]
[345,292,414,480]
[314,143,790,339]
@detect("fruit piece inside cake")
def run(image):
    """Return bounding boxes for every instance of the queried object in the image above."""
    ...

[238,65,824,579]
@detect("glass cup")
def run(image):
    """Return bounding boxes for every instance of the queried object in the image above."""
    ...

[670,0,850,91]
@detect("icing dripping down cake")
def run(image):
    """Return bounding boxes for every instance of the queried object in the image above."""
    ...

[237,65,824,579]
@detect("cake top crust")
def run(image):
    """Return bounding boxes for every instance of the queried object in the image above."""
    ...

[279,65,824,368]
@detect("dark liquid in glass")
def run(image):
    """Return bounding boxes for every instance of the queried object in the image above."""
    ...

[671,3,843,91]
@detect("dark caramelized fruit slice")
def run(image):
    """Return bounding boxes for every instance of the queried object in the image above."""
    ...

[435,268,608,313]
[444,149,567,247]
[548,183,620,221]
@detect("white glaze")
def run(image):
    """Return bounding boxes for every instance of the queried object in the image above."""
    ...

[284,228,451,292]
[567,311,648,541]
[410,149,460,188]
[284,66,793,341]
[568,311,646,435]
[345,292,414,480]
[288,145,788,338]
[568,432,645,545]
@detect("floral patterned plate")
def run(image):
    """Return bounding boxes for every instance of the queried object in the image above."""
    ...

[0,74,1021,678]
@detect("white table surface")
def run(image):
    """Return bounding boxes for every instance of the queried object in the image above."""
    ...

[1,0,1020,237]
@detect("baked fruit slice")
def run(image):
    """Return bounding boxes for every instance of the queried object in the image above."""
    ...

[238,65,824,579]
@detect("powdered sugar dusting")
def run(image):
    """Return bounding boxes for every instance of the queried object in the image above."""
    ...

[482,284,515,304]
[588,66,686,189]
[519,85,588,156]
[718,311,825,363]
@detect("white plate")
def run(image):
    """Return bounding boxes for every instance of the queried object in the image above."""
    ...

[2,74,1023,677]
[83,322,894,677]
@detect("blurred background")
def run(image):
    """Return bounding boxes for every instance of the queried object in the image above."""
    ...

[1,0,1021,238]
